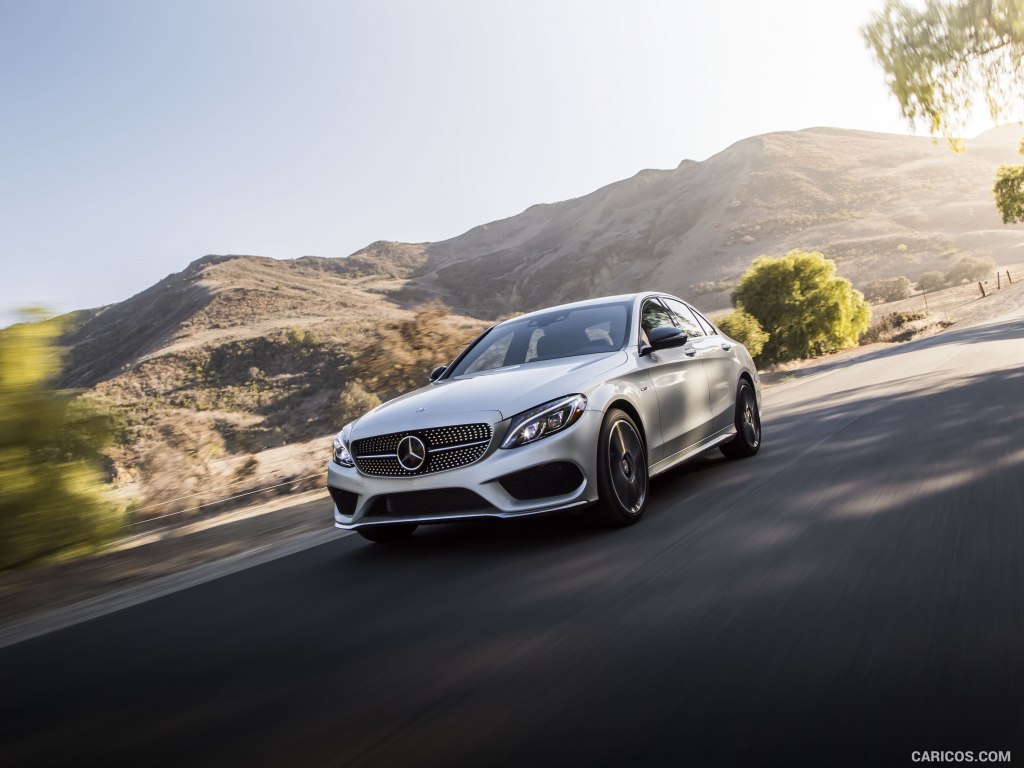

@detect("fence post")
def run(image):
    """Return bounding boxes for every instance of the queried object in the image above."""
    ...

[922,290,929,313]
[997,271,1002,289]
[1009,270,1014,285]
[979,281,987,297]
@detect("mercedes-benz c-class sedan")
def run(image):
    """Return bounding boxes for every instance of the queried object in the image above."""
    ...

[328,293,762,541]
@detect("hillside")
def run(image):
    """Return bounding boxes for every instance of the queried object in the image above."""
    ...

[62,254,483,514]
[397,125,1024,316]
[55,124,1024,517]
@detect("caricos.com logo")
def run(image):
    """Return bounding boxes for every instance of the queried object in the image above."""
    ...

[911,751,1011,763]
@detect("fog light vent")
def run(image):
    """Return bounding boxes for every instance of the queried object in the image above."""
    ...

[498,462,584,501]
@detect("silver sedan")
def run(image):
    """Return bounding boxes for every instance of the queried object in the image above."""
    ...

[328,293,762,541]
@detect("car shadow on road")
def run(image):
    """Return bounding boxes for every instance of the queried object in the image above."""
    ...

[340,450,737,562]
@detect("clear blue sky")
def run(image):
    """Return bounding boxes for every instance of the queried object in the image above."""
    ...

[0,0,994,325]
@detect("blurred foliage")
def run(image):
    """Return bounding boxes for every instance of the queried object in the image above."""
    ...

[351,302,479,401]
[234,455,259,479]
[861,311,929,344]
[717,308,769,360]
[0,311,120,569]
[864,0,1024,221]
[994,159,1024,222]
[333,379,381,426]
[863,276,913,303]
[945,255,998,284]
[732,250,871,365]
[917,256,998,291]
[917,270,948,292]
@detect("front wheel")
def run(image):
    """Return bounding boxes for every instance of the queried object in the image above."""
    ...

[720,380,761,459]
[357,523,418,542]
[591,409,649,527]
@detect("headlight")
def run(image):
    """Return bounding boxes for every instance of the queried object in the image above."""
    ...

[501,395,587,449]
[332,429,355,467]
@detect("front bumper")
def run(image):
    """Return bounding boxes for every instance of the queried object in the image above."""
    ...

[327,410,603,529]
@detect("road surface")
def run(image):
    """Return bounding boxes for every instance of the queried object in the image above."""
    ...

[3,311,1024,766]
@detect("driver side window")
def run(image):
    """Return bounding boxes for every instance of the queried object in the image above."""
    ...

[640,300,675,346]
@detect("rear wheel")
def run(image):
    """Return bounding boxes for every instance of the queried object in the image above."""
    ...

[592,409,649,527]
[720,380,761,458]
[357,523,418,542]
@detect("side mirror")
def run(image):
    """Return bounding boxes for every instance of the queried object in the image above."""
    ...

[641,326,688,356]
[429,365,447,382]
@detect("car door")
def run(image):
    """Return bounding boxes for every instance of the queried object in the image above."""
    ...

[663,298,737,433]
[638,298,713,460]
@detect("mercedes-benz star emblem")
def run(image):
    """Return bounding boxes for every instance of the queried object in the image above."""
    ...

[396,435,427,471]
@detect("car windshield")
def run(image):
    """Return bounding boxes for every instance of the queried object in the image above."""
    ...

[449,301,631,377]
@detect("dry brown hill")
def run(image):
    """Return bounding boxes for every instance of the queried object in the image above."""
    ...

[60,253,480,513]
[396,125,1024,317]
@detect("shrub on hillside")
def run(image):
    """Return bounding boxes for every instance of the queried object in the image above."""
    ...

[860,311,927,344]
[945,256,997,285]
[863,276,912,303]
[351,302,480,401]
[334,379,381,425]
[916,271,947,292]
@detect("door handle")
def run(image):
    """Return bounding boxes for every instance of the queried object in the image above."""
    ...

[684,347,696,357]
[721,342,732,351]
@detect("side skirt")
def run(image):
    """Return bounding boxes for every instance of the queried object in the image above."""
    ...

[648,426,736,478]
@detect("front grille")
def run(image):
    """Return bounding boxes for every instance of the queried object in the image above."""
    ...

[366,488,493,517]
[351,423,493,477]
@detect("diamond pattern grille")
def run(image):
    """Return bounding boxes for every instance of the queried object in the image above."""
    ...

[352,423,493,477]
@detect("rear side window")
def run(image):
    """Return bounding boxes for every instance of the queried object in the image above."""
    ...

[661,298,706,338]
[691,307,718,336]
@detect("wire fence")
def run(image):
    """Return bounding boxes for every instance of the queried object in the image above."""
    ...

[876,269,1019,321]
[124,472,325,529]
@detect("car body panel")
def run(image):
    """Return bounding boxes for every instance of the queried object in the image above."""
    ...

[637,342,713,461]
[350,351,630,438]
[327,292,762,531]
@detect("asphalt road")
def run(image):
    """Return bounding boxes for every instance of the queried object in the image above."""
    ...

[3,311,1024,767]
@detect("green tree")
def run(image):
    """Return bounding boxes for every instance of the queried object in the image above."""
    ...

[717,308,769,360]
[864,0,1024,221]
[0,312,120,569]
[863,276,913,303]
[732,250,871,365]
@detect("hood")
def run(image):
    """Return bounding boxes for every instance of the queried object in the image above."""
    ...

[350,351,629,438]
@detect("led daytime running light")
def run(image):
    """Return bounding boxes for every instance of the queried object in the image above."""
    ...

[501,395,587,449]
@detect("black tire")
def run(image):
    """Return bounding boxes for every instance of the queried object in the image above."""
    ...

[591,409,649,527]
[720,379,761,459]
[357,523,418,542]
